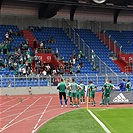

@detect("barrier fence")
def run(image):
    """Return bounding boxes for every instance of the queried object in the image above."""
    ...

[0,74,132,90]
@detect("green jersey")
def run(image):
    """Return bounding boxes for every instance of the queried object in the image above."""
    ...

[126,82,132,91]
[58,82,66,93]
[80,83,85,93]
[88,83,97,94]
[70,82,78,93]
[103,82,113,94]
[65,82,70,94]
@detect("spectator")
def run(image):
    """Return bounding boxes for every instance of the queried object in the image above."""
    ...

[40,41,44,49]
[48,36,56,43]
[118,78,126,91]
[42,68,47,76]
[33,39,37,49]
[38,23,41,32]
[2,43,8,54]
[5,32,9,40]
[78,50,83,59]
[0,56,3,67]
[28,86,32,95]
[76,64,81,74]
[29,26,34,31]
[126,80,132,91]
[8,80,12,88]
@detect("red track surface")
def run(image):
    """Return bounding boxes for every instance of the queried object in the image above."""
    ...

[0,92,132,133]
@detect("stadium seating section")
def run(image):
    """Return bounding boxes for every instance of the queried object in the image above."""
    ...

[106,30,133,54]
[0,25,132,87]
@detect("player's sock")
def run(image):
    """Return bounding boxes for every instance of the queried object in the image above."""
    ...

[107,97,110,104]
[66,98,68,102]
[60,99,63,105]
[102,98,104,105]
[93,101,96,105]
[80,98,82,103]
[70,97,72,102]
[65,99,67,105]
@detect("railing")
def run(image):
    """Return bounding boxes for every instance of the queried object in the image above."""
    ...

[104,30,122,57]
[90,21,102,39]
[89,21,122,57]
[0,74,133,89]
[62,19,115,74]
[102,30,133,72]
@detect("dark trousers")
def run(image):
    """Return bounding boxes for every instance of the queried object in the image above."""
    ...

[59,92,66,100]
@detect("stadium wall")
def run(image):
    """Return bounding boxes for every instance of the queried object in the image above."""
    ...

[0,86,58,96]
[0,1,133,30]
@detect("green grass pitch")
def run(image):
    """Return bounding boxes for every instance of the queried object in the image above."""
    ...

[38,108,133,133]
[91,108,133,133]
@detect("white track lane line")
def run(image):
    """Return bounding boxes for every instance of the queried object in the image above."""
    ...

[34,109,78,133]
[88,110,111,133]
[1,104,60,120]
[0,97,18,106]
[1,107,74,132]
[0,97,30,114]
[32,97,53,133]
[0,97,41,132]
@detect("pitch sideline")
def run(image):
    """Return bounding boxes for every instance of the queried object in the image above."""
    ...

[88,109,111,133]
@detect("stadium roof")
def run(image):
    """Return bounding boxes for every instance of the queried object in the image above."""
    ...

[16,0,133,10]
[1,0,133,23]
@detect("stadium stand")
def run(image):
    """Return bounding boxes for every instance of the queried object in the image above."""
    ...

[0,24,133,87]
[106,30,133,54]
[75,29,121,73]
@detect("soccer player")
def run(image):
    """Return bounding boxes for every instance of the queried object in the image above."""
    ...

[109,80,117,90]
[65,79,71,105]
[57,79,67,107]
[80,81,86,104]
[118,78,126,91]
[126,80,132,91]
[101,79,113,106]
[88,81,97,106]
[69,79,81,107]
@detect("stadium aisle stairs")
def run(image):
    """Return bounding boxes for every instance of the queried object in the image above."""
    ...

[22,29,39,51]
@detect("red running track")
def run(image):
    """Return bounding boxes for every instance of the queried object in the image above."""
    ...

[0,92,132,133]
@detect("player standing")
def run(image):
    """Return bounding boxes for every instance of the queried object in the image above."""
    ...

[126,80,132,91]
[69,79,81,107]
[57,79,67,107]
[88,81,97,106]
[80,81,86,104]
[101,79,113,106]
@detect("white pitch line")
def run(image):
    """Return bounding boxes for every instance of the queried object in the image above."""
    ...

[0,97,41,132]
[88,110,111,133]
[33,109,77,133]
[0,97,30,114]
[32,97,53,133]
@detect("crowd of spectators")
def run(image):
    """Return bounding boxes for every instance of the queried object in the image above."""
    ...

[0,29,33,77]
[0,27,84,81]
[33,49,84,78]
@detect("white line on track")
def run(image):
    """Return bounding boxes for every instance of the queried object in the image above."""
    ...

[88,110,111,133]
[1,104,60,120]
[0,97,30,114]
[32,97,53,133]
[0,107,74,133]
[0,97,18,106]
[0,97,41,133]
[33,109,78,133]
